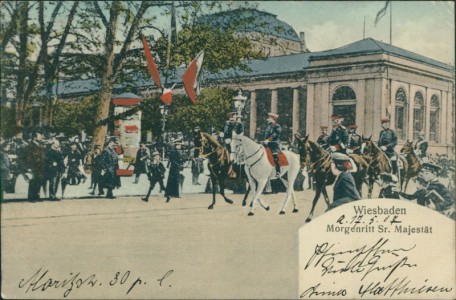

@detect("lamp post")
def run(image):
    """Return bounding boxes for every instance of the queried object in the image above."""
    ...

[160,104,169,160]
[232,90,247,122]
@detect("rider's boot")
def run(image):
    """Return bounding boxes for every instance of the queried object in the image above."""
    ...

[273,154,281,178]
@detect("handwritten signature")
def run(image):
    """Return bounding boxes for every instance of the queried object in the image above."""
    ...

[18,267,174,297]
[304,237,417,282]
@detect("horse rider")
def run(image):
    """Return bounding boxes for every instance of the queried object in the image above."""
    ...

[400,163,453,212]
[346,124,362,155]
[378,118,399,175]
[327,115,349,154]
[415,131,428,162]
[316,125,329,149]
[262,112,282,178]
[220,112,243,162]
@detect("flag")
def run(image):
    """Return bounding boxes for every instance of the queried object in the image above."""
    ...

[160,88,173,105]
[141,36,161,88]
[374,1,390,26]
[181,50,204,105]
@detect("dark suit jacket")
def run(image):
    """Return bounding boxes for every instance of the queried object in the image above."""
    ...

[330,171,361,209]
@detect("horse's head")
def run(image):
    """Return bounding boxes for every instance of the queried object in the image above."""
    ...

[230,128,245,163]
[401,140,414,154]
[294,134,311,167]
[200,132,221,159]
[361,135,373,156]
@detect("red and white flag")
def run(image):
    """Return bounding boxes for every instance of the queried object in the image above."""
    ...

[181,50,204,105]
[160,88,173,105]
[141,36,161,88]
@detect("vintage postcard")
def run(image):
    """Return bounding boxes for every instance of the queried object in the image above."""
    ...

[1,1,454,299]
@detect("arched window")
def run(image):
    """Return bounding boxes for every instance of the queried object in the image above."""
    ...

[395,88,407,140]
[332,86,356,126]
[430,95,440,142]
[413,91,425,139]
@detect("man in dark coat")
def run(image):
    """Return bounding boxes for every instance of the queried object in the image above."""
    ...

[66,142,86,185]
[165,138,183,202]
[378,118,399,174]
[346,124,362,155]
[262,112,282,177]
[45,139,65,200]
[328,152,361,210]
[142,151,166,202]
[133,142,150,183]
[327,115,349,154]
[26,131,46,202]
[100,138,120,199]
[192,126,202,158]
[316,126,329,149]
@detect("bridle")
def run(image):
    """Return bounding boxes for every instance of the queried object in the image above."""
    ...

[232,137,264,168]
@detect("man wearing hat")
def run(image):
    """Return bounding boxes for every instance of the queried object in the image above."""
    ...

[415,131,428,162]
[328,152,361,210]
[378,172,400,199]
[346,124,362,155]
[193,126,202,158]
[25,131,46,202]
[45,139,65,200]
[142,151,166,202]
[316,126,329,149]
[401,163,453,212]
[133,142,150,184]
[165,138,183,202]
[378,118,399,174]
[220,112,242,161]
[263,112,282,177]
[327,115,349,154]
[100,137,121,199]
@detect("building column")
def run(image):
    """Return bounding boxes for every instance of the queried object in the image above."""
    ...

[407,85,415,140]
[424,87,430,140]
[440,91,447,145]
[306,84,315,139]
[446,92,453,146]
[249,90,257,139]
[292,88,299,140]
[356,79,366,131]
[271,89,278,114]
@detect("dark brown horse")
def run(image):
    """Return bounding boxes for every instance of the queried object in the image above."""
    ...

[361,136,408,197]
[199,132,248,209]
[400,140,422,192]
[295,134,369,222]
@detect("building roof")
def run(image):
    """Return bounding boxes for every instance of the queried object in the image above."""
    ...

[53,38,453,97]
[198,8,301,42]
[309,38,453,71]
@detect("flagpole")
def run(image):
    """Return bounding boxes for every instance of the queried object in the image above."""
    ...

[389,1,392,45]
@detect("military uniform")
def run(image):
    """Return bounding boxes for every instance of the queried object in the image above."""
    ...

[347,132,362,155]
[317,133,329,149]
[264,123,282,154]
[45,146,65,200]
[142,154,166,202]
[327,125,349,153]
[416,138,428,160]
[400,178,453,211]
[379,186,401,199]
[100,143,120,198]
[378,128,398,158]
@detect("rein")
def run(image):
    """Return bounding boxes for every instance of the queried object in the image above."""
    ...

[233,137,264,168]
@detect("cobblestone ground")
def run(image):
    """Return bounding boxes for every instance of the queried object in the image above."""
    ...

[2,169,406,299]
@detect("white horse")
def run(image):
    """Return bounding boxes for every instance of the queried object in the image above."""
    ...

[231,130,301,216]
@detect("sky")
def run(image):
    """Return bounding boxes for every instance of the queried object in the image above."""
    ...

[255,1,454,65]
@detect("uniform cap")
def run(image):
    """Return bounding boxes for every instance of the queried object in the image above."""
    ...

[348,124,358,129]
[330,115,342,120]
[267,112,279,120]
[153,151,160,156]
[421,163,442,174]
[320,125,328,129]
[381,118,390,123]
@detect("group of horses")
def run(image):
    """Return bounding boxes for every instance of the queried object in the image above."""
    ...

[197,128,423,221]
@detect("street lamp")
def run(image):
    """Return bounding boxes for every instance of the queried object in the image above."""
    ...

[233,90,247,121]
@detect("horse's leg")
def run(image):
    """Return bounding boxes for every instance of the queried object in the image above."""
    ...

[219,178,233,204]
[306,183,323,222]
[321,185,331,206]
[242,185,251,206]
[248,179,268,216]
[208,172,217,210]
[279,177,298,214]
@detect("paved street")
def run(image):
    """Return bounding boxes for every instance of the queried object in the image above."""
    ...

[2,186,333,299]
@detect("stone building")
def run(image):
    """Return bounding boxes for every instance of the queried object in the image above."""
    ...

[51,18,454,156]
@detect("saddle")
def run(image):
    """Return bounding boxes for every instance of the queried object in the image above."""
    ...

[265,148,289,167]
